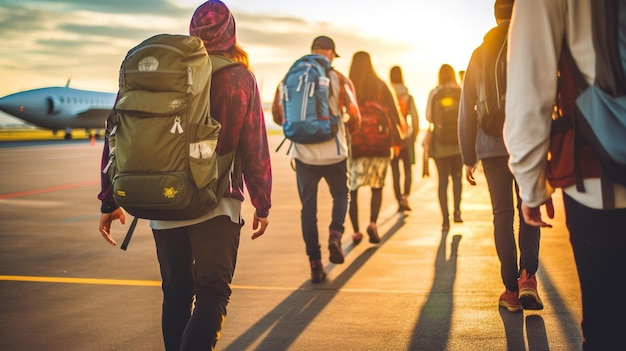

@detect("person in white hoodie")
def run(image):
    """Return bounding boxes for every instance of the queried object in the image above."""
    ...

[505,0,626,349]
[389,65,420,212]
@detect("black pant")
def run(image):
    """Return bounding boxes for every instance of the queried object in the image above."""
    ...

[482,156,540,291]
[433,155,463,222]
[152,215,242,351]
[564,193,626,351]
[391,146,413,204]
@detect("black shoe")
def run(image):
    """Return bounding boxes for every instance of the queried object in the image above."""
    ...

[398,195,412,212]
[310,259,326,283]
[366,225,380,244]
[454,211,463,223]
[328,231,344,264]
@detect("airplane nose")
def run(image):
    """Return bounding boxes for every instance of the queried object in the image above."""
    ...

[0,93,26,116]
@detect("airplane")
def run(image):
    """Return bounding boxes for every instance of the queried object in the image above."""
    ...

[0,81,116,139]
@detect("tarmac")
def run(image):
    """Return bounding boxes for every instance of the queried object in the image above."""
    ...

[0,133,584,351]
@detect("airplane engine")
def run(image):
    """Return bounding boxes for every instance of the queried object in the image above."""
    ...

[46,96,62,115]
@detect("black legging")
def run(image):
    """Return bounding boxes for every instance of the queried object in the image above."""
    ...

[433,155,463,222]
[349,187,382,233]
[390,146,412,203]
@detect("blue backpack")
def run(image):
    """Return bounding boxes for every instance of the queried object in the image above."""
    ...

[279,54,339,144]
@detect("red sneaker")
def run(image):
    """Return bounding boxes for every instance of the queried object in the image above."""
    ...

[499,289,522,312]
[518,269,544,310]
[352,232,364,245]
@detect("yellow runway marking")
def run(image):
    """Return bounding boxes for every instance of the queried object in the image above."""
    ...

[0,275,292,291]
[0,275,426,294]
[0,275,297,291]
[0,275,160,287]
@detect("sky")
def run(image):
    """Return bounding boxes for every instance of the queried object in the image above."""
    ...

[0,0,500,126]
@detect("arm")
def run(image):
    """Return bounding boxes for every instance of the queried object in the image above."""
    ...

[425,88,436,123]
[504,0,565,209]
[236,71,272,238]
[381,82,404,146]
[407,95,420,141]
[97,108,126,246]
[338,72,362,134]
[271,83,284,126]
[213,66,272,238]
[458,46,481,170]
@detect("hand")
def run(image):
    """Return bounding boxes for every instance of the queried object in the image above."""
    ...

[521,197,555,228]
[465,165,477,186]
[251,211,269,239]
[99,208,126,246]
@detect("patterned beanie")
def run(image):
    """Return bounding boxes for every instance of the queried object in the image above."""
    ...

[189,0,236,53]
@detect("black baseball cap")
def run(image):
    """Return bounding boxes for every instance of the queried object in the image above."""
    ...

[311,36,340,57]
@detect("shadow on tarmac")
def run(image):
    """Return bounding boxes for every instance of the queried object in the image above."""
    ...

[408,230,461,350]
[223,214,408,351]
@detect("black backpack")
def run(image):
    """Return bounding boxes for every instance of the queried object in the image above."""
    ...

[431,86,461,145]
[476,21,509,137]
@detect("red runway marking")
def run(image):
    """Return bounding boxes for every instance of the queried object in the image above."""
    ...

[0,180,99,199]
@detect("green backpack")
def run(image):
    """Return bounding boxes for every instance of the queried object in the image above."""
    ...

[105,34,237,220]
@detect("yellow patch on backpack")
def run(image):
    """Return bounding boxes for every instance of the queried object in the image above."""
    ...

[440,97,455,107]
[163,187,178,199]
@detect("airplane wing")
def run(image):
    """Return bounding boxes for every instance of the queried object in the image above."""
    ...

[75,107,112,119]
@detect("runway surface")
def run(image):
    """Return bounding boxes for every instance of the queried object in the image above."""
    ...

[0,134,584,350]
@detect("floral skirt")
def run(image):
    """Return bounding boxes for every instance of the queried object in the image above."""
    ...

[349,156,390,191]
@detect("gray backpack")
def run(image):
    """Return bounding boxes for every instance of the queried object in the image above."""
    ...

[104,34,237,220]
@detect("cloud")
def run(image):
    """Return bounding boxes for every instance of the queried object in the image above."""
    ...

[0,0,496,121]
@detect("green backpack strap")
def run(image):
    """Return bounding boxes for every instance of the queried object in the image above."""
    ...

[210,55,238,73]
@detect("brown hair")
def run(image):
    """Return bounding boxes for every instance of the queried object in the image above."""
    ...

[438,64,458,87]
[349,51,382,104]
[390,65,404,85]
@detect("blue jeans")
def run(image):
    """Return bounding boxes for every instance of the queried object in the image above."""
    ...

[564,193,626,351]
[152,215,242,351]
[482,156,541,291]
[295,159,349,260]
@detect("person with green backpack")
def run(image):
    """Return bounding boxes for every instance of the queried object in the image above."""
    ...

[425,63,463,232]
[505,0,626,349]
[97,1,272,350]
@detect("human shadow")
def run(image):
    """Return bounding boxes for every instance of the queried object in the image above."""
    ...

[498,307,525,351]
[526,314,549,351]
[498,312,550,351]
[406,231,461,350]
[222,213,408,351]
[535,269,583,350]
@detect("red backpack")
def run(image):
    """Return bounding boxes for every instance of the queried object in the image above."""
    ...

[547,0,626,208]
[349,101,391,158]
